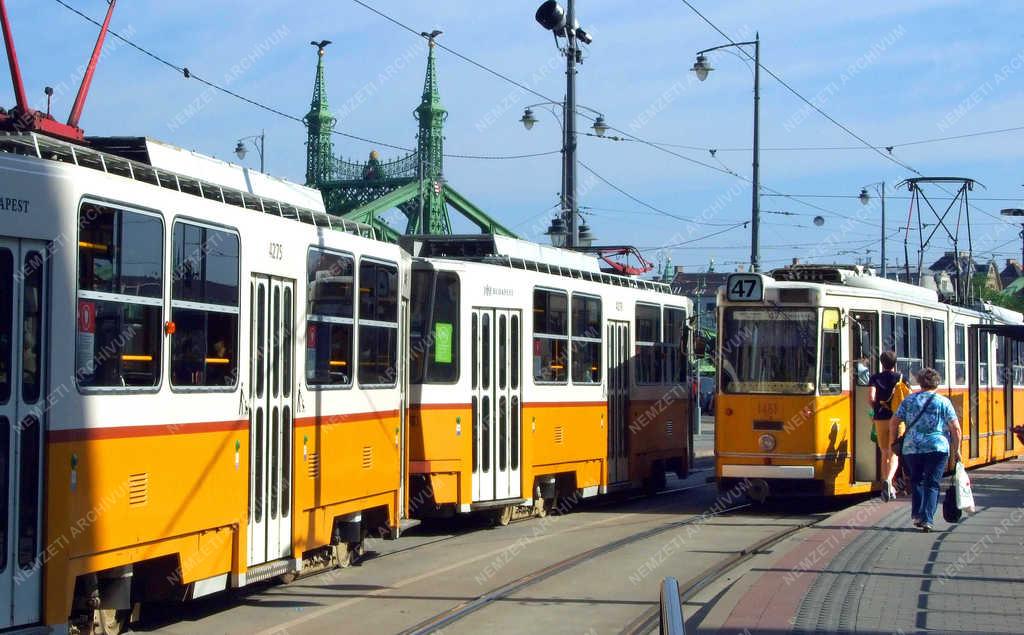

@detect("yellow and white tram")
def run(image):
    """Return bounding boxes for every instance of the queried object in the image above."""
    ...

[403,236,693,523]
[0,129,697,632]
[715,265,1024,500]
[0,132,408,632]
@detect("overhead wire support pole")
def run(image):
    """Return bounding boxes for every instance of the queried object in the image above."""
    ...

[693,36,760,271]
[564,0,578,248]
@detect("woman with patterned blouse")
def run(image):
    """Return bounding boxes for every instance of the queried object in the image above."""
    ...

[888,367,962,532]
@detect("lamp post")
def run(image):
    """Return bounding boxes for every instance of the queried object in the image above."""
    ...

[693,34,761,271]
[234,129,265,173]
[534,0,596,248]
[1001,208,1024,263]
[859,182,887,277]
[521,101,607,248]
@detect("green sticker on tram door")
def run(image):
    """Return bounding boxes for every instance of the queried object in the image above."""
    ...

[434,322,453,364]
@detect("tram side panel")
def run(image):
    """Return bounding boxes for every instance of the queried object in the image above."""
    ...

[26,163,407,625]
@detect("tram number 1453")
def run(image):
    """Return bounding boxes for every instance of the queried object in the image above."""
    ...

[726,274,763,302]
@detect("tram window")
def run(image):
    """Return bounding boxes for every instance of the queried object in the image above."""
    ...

[256,285,266,397]
[22,252,42,403]
[0,416,7,573]
[819,308,842,395]
[471,314,478,389]
[482,313,491,390]
[664,307,687,384]
[77,203,163,390]
[270,408,279,520]
[929,320,946,381]
[283,288,292,397]
[499,315,507,389]
[980,332,989,386]
[636,303,662,385]
[1012,341,1024,386]
[272,287,280,398]
[907,317,923,376]
[571,294,601,384]
[721,308,816,395]
[426,272,459,383]
[510,396,520,470]
[995,336,1006,387]
[306,249,355,387]
[0,249,10,404]
[282,405,291,517]
[482,395,491,473]
[533,289,568,383]
[170,223,240,389]
[510,316,520,390]
[357,260,399,386]
[17,415,40,570]
[881,313,895,352]
[954,324,967,385]
[409,269,432,383]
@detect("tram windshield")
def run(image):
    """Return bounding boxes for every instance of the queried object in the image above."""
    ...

[721,308,817,394]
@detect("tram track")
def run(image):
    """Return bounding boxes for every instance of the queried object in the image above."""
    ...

[360,472,715,567]
[398,496,748,635]
[619,514,828,635]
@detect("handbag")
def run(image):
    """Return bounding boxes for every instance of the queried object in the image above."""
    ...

[943,477,963,523]
[954,461,975,512]
[870,421,877,443]
[893,393,936,457]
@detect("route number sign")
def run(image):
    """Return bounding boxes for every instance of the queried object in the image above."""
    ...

[726,274,763,302]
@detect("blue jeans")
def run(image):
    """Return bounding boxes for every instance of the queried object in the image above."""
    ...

[903,451,948,524]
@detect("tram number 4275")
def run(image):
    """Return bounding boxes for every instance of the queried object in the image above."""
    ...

[269,241,283,260]
[726,274,763,302]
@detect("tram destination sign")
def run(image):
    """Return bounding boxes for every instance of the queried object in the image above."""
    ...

[726,273,763,302]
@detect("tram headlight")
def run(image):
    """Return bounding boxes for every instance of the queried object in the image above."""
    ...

[758,433,777,452]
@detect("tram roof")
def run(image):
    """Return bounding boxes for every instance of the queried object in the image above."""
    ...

[0,132,377,240]
[402,234,681,295]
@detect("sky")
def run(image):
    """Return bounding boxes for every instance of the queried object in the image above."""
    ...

[7,1,1024,276]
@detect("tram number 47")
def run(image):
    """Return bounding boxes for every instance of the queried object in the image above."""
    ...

[727,274,763,301]
[268,242,284,260]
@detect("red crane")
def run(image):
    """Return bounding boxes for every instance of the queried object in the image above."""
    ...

[0,0,117,141]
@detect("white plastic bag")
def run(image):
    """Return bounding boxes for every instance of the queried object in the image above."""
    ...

[954,461,975,513]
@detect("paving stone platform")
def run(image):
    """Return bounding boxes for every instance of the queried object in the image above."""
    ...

[710,458,1024,634]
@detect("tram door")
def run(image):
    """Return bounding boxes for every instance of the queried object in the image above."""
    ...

[0,239,46,629]
[471,308,522,502]
[247,275,295,567]
[850,312,877,483]
[607,321,630,484]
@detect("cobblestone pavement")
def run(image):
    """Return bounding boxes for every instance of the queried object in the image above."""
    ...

[704,458,1024,634]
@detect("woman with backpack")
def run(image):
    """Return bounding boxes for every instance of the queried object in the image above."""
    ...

[889,367,962,532]
[868,351,908,501]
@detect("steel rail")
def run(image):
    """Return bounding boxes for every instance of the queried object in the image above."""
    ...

[399,499,750,635]
[619,515,827,634]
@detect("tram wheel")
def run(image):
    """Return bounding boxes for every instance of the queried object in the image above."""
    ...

[93,608,130,635]
[533,499,548,519]
[495,505,514,526]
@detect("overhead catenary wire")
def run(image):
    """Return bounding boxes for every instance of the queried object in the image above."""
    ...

[53,0,563,161]
[675,0,1015,230]
[621,123,1024,154]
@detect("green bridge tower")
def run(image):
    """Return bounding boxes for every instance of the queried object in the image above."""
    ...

[304,34,516,241]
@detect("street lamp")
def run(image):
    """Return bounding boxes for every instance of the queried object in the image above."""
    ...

[235,129,265,173]
[859,182,887,277]
[522,102,606,248]
[1001,208,1024,263]
[534,0,596,248]
[693,34,761,271]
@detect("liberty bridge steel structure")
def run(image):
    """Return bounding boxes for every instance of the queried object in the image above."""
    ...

[304,36,517,241]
